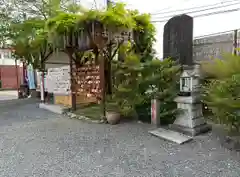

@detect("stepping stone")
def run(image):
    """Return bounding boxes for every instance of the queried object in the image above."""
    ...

[149,128,193,144]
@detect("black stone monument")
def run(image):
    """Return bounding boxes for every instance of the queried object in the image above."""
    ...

[163,14,193,66]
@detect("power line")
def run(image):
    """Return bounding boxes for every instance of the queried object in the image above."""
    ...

[94,0,98,9]
[151,1,240,20]
[150,0,190,15]
[151,8,240,23]
[151,0,239,15]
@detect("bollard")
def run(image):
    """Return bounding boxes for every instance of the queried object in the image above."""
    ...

[151,99,160,127]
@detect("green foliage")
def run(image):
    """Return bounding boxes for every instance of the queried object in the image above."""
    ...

[2,0,155,69]
[131,12,156,62]
[1,0,84,68]
[46,3,136,36]
[202,54,240,79]
[9,18,50,69]
[112,55,180,123]
[202,55,240,132]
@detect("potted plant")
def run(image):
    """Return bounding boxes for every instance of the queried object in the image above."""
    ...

[105,102,121,125]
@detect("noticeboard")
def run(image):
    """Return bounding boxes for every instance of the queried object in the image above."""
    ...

[46,66,71,95]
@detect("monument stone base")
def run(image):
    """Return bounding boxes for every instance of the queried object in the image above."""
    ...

[170,96,211,136]
[149,96,211,144]
[169,123,211,136]
[149,65,211,144]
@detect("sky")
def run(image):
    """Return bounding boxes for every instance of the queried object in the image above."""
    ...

[80,0,240,58]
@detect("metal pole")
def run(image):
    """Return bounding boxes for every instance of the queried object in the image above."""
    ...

[40,70,45,103]
[40,57,45,103]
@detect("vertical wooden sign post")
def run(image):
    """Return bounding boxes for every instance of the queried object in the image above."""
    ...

[99,51,106,120]
[68,49,76,111]
[151,98,160,127]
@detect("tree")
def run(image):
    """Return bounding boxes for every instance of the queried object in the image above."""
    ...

[0,0,85,69]
[131,11,156,62]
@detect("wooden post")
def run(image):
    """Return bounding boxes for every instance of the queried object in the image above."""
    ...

[68,49,76,111]
[22,62,25,84]
[99,51,106,119]
[151,98,160,127]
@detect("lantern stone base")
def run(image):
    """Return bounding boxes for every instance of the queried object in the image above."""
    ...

[170,96,211,136]
[169,123,211,136]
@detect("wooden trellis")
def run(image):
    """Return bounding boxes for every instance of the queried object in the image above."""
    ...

[53,21,133,111]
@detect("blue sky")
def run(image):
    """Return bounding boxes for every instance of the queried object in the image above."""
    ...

[80,0,240,57]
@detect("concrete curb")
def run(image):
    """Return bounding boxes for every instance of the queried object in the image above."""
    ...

[63,111,105,124]
[38,103,104,124]
[39,103,66,114]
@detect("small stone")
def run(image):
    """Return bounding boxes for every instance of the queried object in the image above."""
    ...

[78,116,84,120]
[91,120,100,124]
[70,114,77,119]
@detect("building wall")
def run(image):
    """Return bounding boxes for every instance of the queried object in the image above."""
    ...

[45,52,70,69]
[0,65,23,89]
[36,52,70,91]
[0,48,21,66]
[0,48,23,89]
[193,32,234,63]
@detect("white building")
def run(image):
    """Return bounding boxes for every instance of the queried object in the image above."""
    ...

[0,48,21,66]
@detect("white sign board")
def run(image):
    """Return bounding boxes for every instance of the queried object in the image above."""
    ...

[46,65,71,95]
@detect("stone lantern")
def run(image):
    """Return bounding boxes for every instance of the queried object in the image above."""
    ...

[171,65,211,136]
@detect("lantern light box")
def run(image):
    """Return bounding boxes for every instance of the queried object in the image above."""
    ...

[180,70,199,93]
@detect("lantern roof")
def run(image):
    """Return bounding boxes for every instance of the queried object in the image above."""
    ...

[181,66,200,78]
[181,70,191,77]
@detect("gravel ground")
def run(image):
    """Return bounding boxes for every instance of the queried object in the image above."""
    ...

[0,101,240,177]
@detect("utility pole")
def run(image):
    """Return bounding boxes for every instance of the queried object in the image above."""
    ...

[233,29,238,56]
[107,0,111,8]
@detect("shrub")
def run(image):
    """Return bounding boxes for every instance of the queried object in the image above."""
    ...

[202,54,240,132]
[111,55,180,124]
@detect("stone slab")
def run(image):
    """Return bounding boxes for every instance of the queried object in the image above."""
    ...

[149,128,192,144]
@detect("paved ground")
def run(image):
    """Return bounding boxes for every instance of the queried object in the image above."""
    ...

[1,101,240,177]
[0,90,18,101]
